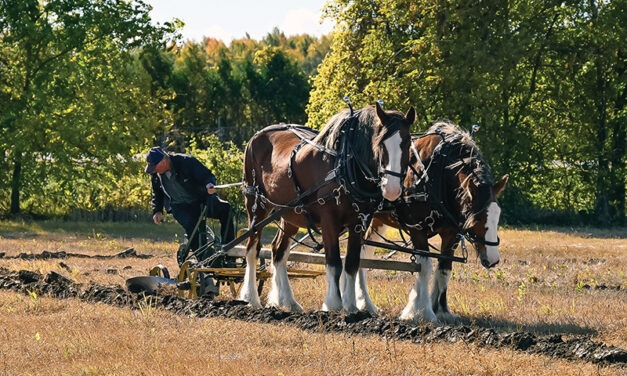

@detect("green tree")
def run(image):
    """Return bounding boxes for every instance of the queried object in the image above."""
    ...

[0,0,177,216]
[309,0,625,224]
[557,1,625,224]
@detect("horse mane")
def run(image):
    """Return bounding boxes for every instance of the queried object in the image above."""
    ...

[428,120,494,229]
[314,106,405,165]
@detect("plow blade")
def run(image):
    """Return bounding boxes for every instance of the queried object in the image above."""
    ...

[126,276,177,295]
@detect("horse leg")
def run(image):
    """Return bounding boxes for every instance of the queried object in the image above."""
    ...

[400,232,437,323]
[266,219,302,312]
[238,202,266,309]
[321,217,343,312]
[353,221,386,314]
[341,227,362,314]
[431,231,459,321]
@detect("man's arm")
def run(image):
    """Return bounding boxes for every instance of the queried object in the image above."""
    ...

[186,156,217,192]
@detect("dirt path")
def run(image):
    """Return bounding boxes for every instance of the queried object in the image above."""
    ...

[0,267,625,367]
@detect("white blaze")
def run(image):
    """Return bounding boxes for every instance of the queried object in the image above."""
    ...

[485,202,501,265]
[381,131,403,201]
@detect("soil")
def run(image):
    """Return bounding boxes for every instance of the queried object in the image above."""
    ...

[0,268,625,367]
[0,248,152,260]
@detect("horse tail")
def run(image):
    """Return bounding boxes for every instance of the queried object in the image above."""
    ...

[243,137,257,186]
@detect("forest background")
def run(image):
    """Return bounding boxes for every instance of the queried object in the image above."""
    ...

[0,0,624,226]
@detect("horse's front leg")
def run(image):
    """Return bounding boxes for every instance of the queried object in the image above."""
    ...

[341,226,363,314]
[266,219,302,312]
[400,231,437,323]
[431,231,459,321]
[320,217,343,312]
[354,221,386,314]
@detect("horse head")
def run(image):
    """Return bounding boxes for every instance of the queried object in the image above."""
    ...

[373,102,415,201]
[415,121,508,269]
[458,171,509,268]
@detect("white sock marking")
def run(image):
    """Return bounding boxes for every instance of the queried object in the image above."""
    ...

[240,239,261,308]
[400,257,436,322]
[323,265,342,312]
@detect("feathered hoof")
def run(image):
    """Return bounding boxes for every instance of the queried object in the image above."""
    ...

[399,308,438,323]
[436,311,460,323]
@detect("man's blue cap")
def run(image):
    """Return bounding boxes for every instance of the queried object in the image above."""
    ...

[145,147,167,174]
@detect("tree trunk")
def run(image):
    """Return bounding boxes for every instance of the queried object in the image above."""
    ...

[10,155,22,215]
[609,95,626,225]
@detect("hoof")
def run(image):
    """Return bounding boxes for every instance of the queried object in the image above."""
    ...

[289,302,304,313]
[266,299,302,313]
[343,305,359,314]
[322,302,342,312]
[357,301,379,315]
[400,308,438,323]
[437,311,460,323]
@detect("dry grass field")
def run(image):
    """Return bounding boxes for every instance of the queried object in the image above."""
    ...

[0,220,625,375]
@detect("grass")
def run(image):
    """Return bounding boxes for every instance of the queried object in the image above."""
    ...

[0,290,623,376]
[0,220,626,375]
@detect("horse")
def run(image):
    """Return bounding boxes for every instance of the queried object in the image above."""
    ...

[240,103,415,313]
[355,121,508,322]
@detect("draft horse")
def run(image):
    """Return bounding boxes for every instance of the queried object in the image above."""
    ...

[356,121,508,321]
[241,103,415,313]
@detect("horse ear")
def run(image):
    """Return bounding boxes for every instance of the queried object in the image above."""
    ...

[404,106,416,125]
[375,101,387,122]
[493,174,509,197]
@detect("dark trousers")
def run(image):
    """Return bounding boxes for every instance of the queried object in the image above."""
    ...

[171,195,235,252]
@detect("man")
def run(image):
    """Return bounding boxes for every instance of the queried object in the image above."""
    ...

[145,146,235,265]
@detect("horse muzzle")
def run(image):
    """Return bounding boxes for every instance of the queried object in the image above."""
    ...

[480,246,500,269]
[381,183,402,201]
[481,258,499,268]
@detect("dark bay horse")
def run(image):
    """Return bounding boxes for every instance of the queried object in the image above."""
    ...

[241,103,415,312]
[355,121,508,321]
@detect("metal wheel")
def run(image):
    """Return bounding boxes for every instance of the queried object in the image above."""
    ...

[149,264,170,279]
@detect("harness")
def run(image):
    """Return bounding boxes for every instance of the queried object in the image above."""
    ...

[242,113,403,244]
[396,131,500,250]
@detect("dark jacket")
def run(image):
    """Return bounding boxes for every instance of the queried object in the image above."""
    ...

[150,154,217,214]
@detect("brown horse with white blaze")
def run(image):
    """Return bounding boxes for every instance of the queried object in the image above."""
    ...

[355,121,508,321]
[241,103,415,313]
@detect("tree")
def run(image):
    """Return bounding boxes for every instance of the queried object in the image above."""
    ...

[308,0,625,224]
[0,0,177,215]
[558,1,625,224]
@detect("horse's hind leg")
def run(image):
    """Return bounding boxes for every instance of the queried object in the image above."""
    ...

[239,198,266,308]
[267,219,302,312]
[400,232,437,323]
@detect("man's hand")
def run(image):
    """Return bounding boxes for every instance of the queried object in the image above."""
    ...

[206,183,216,195]
[153,211,163,225]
